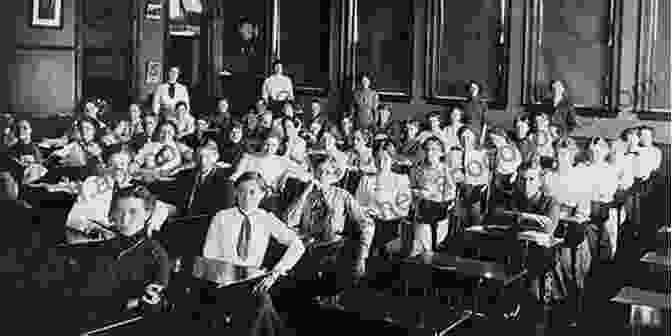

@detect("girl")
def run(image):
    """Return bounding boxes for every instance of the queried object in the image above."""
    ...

[50,118,104,180]
[356,140,411,256]
[408,136,456,256]
[167,101,195,139]
[456,126,490,229]
[282,117,308,170]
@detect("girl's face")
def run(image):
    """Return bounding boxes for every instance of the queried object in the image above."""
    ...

[144,116,158,135]
[341,118,353,132]
[639,129,653,146]
[450,109,462,124]
[110,197,149,237]
[310,121,322,134]
[535,115,549,131]
[81,121,96,142]
[129,104,141,120]
[230,127,243,142]
[17,121,32,142]
[406,124,418,139]
[361,76,371,88]
[429,116,441,130]
[218,100,229,114]
[263,137,280,155]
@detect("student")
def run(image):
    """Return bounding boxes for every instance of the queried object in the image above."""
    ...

[541,79,578,134]
[49,118,104,180]
[281,117,308,170]
[128,103,145,137]
[529,112,555,168]
[284,153,374,301]
[217,121,249,170]
[167,101,196,139]
[408,136,456,256]
[72,185,171,330]
[463,80,488,138]
[636,125,661,182]
[444,106,466,152]
[397,119,423,166]
[304,98,324,128]
[209,97,233,132]
[512,113,535,164]
[152,66,190,116]
[356,140,411,256]
[182,118,215,151]
[418,111,449,151]
[7,119,45,184]
[262,60,294,116]
[203,171,305,336]
[455,126,490,229]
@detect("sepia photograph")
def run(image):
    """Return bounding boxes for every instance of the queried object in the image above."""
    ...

[2,0,670,335]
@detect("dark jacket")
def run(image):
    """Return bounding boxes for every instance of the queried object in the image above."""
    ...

[541,97,578,134]
[463,97,487,136]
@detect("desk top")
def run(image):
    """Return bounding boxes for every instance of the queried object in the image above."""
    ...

[404,253,527,286]
[465,226,564,248]
[641,252,671,267]
[611,287,670,310]
[192,256,269,287]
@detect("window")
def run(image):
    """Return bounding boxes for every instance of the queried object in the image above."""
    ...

[355,0,413,97]
[528,0,616,109]
[636,0,671,113]
[277,0,331,94]
[428,0,509,105]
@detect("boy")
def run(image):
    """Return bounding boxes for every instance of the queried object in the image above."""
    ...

[203,171,305,335]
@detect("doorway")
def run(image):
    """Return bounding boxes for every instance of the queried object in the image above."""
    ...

[166,35,200,89]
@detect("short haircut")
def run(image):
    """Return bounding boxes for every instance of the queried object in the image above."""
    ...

[111,185,156,213]
[272,59,283,68]
[422,135,445,153]
[638,125,655,137]
[234,171,267,190]
[311,98,321,105]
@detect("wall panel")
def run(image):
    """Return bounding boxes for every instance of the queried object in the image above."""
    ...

[10,49,76,117]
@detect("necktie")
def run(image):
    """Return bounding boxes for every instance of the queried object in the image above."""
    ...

[168,83,176,99]
[236,207,252,260]
[304,187,331,241]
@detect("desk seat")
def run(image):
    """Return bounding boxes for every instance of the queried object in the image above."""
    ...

[611,287,670,334]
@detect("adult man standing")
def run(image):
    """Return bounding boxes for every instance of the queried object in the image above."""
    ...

[152,66,190,117]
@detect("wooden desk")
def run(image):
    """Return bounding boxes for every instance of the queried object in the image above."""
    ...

[192,256,270,288]
[611,287,670,335]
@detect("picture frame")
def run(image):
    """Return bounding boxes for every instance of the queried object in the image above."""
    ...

[146,61,162,84]
[145,3,163,21]
[30,0,63,29]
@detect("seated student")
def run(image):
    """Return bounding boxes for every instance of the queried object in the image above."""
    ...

[281,117,308,171]
[145,145,179,171]
[284,153,374,301]
[129,113,159,152]
[133,121,185,178]
[528,112,555,168]
[405,136,456,256]
[218,121,249,171]
[486,127,522,212]
[636,125,661,182]
[397,119,423,166]
[128,103,145,137]
[302,117,325,149]
[230,133,311,214]
[371,104,392,136]
[7,119,46,184]
[417,111,449,150]
[355,140,411,256]
[242,108,260,140]
[66,147,171,242]
[272,102,302,136]
[304,98,325,129]
[511,113,535,164]
[202,171,305,336]
[166,141,235,257]
[100,119,132,148]
[209,97,233,132]
[72,185,170,330]
[319,131,348,181]
[182,118,215,151]
[455,125,491,229]
[49,117,104,181]
[334,115,355,151]
[166,101,195,139]
[540,138,592,326]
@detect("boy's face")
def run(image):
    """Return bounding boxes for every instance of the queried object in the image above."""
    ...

[311,102,321,115]
[230,127,243,142]
[197,119,209,132]
[429,116,441,129]
[111,197,149,237]
[236,179,265,210]
[218,100,229,114]
[639,129,653,146]
[129,104,141,120]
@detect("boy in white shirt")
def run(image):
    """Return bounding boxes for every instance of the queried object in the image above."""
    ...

[203,171,305,335]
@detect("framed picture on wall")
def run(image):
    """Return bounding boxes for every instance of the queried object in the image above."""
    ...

[145,3,162,21]
[146,61,162,84]
[30,0,63,28]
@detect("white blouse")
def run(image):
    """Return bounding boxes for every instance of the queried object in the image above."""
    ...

[356,173,412,221]
[543,166,593,218]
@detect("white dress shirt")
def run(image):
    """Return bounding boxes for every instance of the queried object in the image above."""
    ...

[152,82,190,115]
[262,74,294,101]
[203,207,304,273]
